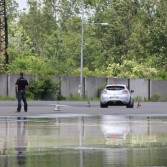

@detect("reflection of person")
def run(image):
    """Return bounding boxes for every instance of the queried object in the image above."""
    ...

[15,72,29,112]
[15,117,27,166]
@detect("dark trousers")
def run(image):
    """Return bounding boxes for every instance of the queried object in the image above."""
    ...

[17,90,28,111]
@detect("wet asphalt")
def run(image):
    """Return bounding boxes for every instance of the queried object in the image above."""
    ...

[0,101,167,117]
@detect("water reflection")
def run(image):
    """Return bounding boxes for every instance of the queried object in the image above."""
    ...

[0,115,167,166]
[101,116,130,140]
[15,117,27,166]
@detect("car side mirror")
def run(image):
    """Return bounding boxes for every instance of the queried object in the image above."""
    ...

[130,90,134,93]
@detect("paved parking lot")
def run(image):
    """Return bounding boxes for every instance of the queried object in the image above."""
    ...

[0,101,167,117]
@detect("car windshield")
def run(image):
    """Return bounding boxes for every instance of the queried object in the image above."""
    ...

[106,86,125,91]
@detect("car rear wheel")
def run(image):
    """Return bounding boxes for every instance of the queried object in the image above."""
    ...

[126,102,134,108]
[100,102,108,108]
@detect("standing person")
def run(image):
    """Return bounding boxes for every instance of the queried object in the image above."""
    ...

[15,72,29,112]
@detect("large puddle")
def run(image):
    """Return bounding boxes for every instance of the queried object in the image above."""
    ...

[0,115,167,167]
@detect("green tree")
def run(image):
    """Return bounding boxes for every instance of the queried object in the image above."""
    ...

[5,0,167,79]
[6,0,19,22]
[43,31,74,76]
[19,0,58,55]
[8,24,35,62]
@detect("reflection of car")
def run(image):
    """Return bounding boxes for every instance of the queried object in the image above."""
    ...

[100,84,134,108]
[101,116,130,140]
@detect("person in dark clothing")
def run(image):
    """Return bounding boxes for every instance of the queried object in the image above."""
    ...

[15,72,29,112]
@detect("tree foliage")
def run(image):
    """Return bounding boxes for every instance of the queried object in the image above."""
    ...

[4,0,167,79]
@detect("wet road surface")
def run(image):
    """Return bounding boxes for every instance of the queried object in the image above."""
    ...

[0,101,167,167]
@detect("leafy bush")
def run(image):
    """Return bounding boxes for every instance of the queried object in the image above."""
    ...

[134,96,148,102]
[97,83,106,98]
[68,94,85,101]
[150,94,160,102]
[27,75,63,100]
[135,96,143,102]
[0,96,16,101]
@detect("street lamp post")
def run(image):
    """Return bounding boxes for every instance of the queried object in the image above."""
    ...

[80,0,108,97]
[80,0,84,97]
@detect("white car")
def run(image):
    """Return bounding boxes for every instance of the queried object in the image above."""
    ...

[100,84,134,108]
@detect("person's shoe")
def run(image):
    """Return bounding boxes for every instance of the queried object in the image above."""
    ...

[16,110,21,112]
[25,110,27,112]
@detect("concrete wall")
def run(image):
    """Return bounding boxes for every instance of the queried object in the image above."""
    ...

[130,79,149,100]
[0,74,53,97]
[0,74,7,97]
[61,76,80,97]
[85,77,107,98]
[1,74,167,100]
[150,80,167,100]
[108,78,129,86]
[8,74,17,97]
